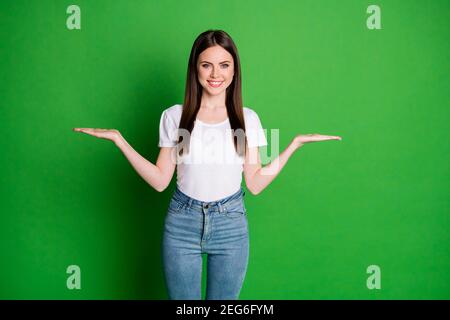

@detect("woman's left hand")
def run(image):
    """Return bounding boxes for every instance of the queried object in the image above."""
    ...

[292,133,342,149]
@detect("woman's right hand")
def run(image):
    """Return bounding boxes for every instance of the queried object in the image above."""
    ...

[73,127,122,144]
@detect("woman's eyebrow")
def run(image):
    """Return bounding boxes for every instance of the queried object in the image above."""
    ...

[199,60,231,64]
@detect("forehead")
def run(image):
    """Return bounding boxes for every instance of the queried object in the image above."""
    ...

[198,45,233,62]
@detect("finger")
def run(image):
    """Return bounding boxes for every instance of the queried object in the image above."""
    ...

[309,136,339,142]
[85,128,99,133]
[321,135,341,140]
[77,128,98,136]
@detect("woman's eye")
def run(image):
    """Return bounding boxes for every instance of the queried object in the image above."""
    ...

[201,64,229,68]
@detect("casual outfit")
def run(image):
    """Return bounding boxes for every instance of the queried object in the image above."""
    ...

[158,104,267,299]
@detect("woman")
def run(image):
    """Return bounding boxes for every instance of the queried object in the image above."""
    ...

[73,29,342,300]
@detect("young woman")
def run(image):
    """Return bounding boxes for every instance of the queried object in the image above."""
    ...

[73,30,342,300]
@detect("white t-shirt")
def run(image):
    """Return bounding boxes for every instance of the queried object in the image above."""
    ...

[158,104,268,201]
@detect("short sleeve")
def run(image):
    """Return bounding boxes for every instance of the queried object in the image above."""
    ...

[246,110,268,148]
[158,110,178,147]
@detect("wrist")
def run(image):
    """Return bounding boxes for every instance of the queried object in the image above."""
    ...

[290,138,303,151]
[114,133,125,148]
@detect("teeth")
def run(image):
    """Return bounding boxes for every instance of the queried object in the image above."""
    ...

[208,81,223,85]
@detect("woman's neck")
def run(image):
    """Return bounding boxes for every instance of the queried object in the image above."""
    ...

[200,91,227,110]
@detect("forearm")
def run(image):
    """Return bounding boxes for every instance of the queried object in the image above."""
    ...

[114,135,164,192]
[251,140,302,195]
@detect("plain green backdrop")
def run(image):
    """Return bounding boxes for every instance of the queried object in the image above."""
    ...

[0,0,449,299]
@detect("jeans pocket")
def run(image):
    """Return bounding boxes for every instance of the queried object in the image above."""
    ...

[168,198,184,214]
[224,201,247,219]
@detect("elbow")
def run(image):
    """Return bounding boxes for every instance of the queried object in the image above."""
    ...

[154,174,171,193]
[154,182,168,193]
[247,185,261,196]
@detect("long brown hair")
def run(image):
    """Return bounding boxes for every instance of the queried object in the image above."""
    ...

[177,30,247,157]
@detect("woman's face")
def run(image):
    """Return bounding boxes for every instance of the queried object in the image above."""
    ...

[197,45,235,96]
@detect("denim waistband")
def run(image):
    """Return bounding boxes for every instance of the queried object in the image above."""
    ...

[172,185,245,211]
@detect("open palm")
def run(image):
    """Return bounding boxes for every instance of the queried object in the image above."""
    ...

[73,128,121,143]
[293,133,342,148]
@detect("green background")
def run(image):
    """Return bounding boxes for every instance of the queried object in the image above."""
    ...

[0,0,449,299]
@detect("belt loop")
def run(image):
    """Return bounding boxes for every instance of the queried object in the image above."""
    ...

[218,202,224,213]
[187,198,193,209]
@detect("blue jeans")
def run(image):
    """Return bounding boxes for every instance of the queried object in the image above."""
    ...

[162,186,249,300]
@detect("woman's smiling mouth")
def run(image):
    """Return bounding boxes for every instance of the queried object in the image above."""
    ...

[207,80,224,88]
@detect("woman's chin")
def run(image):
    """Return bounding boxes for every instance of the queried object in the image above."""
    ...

[204,88,226,96]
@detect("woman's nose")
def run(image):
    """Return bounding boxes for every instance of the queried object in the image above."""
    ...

[211,67,219,78]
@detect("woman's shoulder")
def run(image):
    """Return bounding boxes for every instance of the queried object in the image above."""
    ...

[163,103,183,116]
[161,104,183,124]
[243,106,262,123]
